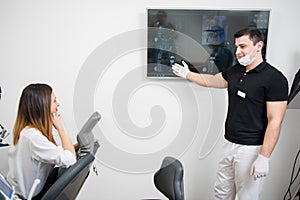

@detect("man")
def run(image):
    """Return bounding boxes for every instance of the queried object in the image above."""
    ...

[172,27,288,199]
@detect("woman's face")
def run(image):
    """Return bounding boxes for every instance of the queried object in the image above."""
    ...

[50,92,59,114]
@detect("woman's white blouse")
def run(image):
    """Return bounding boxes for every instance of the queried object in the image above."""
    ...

[7,127,76,198]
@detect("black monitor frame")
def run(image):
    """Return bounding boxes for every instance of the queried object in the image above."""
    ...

[147,8,271,78]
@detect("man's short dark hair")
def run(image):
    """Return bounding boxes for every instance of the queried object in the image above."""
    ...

[234,27,264,45]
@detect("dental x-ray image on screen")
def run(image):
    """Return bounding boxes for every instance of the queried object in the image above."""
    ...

[147,9,270,78]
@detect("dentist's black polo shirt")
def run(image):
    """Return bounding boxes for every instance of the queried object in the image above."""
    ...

[221,61,288,145]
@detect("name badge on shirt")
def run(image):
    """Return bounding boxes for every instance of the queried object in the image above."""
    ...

[237,90,246,98]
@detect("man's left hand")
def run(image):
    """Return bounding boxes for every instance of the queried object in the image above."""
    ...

[250,154,270,180]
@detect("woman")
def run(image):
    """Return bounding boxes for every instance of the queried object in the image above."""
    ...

[7,83,76,199]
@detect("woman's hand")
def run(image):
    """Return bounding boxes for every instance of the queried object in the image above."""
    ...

[51,112,76,157]
[51,112,65,132]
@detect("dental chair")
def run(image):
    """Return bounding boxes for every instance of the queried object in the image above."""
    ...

[148,156,185,200]
[37,112,101,200]
[288,68,300,104]
[40,143,99,200]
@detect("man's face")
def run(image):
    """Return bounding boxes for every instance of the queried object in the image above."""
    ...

[235,35,261,60]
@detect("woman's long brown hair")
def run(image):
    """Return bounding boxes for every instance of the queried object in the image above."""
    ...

[13,83,56,145]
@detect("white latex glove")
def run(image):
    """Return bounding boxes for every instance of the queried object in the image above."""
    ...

[250,154,270,180]
[172,60,190,79]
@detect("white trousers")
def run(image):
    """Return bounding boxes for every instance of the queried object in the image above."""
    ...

[214,140,265,200]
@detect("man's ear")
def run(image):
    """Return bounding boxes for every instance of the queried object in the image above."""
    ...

[257,41,264,52]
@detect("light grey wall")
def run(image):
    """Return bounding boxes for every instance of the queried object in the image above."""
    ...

[0,0,299,199]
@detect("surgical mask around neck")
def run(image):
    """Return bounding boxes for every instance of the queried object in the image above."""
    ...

[238,55,256,66]
[237,45,258,66]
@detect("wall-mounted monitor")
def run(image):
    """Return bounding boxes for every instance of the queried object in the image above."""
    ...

[147,9,271,78]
